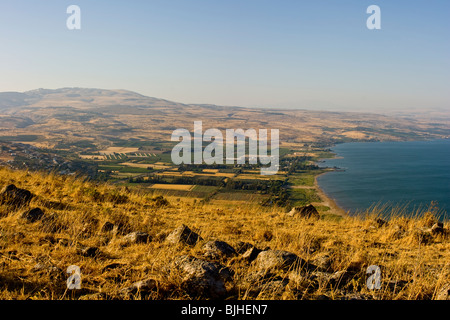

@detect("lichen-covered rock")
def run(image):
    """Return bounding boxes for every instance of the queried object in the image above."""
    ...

[242,246,262,262]
[202,240,236,260]
[172,255,232,299]
[122,231,151,245]
[120,278,159,298]
[254,250,305,271]
[310,253,333,272]
[287,205,319,219]
[311,270,352,288]
[166,224,202,246]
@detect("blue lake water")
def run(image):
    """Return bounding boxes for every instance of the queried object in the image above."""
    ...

[316,139,450,220]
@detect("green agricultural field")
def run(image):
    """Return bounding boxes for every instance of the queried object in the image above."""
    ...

[288,173,316,186]
[0,135,40,142]
[289,187,321,206]
[192,185,219,193]
[212,190,269,202]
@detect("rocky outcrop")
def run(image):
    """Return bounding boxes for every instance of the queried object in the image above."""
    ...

[0,184,33,209]
[287,205,320,219]
[171,255,232,299]
[166,224,202,246]
[202,240,236,260]
[79,246,101,258]
[101,221,115,232]
[21,207,44,222]
[254,249,306,272]
[310,270,352,289]
[430,222,445,235]
[120,278,159,298]
[242,246,262,262]
[310,253,334,272]
[122,231,151,245]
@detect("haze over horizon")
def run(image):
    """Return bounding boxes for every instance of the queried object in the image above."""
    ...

[2,86,448,117]
[1,1,449,113]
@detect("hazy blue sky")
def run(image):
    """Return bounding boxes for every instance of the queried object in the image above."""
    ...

[0,1,449,112]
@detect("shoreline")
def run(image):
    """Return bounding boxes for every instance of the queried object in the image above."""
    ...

[313,171,348,217]
[312,147,349,217]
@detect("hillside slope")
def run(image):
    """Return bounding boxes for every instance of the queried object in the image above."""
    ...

[1,88,449,149]
[0,167,448,300]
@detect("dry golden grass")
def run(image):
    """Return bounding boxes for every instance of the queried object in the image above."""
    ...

[0,166,448,300]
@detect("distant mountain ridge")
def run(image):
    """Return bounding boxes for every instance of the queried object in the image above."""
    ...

[0,87,449,146]
[0,92,32,109]
[0,88,188,111]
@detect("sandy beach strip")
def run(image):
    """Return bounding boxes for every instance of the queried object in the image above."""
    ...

[312,173,348,216]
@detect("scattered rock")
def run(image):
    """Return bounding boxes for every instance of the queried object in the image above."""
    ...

[21,207,44,222]
[32,262,63,280]
[120,278,159,298]
[372,218,388,228]
[310,253,333,272]
[154,231,169,242]
[234,241,254,254]
[33,262,61,273]
[166,224,202,246]
[414,228,434,244]
[287,205,319,219]
[79,246,101,258]
[390,224,406,240]
[0,184,33,208]
[311,270,352,288]
[32,262,48,271]
[242,246,262,262]
[172,255,231,299]
[122,231,151,245]
[254,250,305,271]
[202,240,236,260]
[431,222,445,235]
[101,221,115,232]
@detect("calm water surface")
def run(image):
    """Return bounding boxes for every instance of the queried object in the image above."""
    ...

[317,139,450,219]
